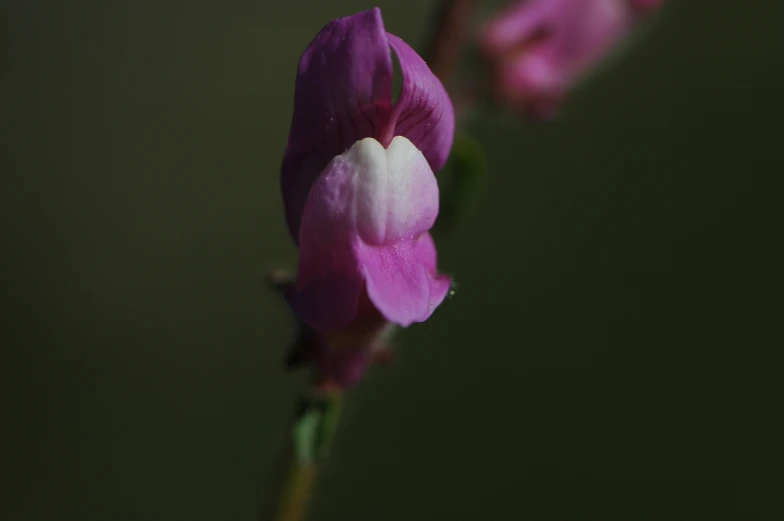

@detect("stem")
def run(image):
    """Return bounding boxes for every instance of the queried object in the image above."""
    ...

[423,0,480,85]
[272,463,317,521]
[260,391,343,521]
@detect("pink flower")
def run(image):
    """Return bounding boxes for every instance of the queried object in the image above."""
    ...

[280,8,454,332]
[479,0,662,119]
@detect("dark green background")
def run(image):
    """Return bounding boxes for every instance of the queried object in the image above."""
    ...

[2,1,782,519]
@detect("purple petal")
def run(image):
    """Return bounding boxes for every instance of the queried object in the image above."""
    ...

[387,34,455,171]
[480,0,556,54]
[281,8,393,242]
[414,232,451,312]
[414,231,439,273]
[357,239,433,327]
[288,136,444,330]
[550,0,632,71]
[285,144,367,331]
[358,232,450,327]
[285,272,364,332]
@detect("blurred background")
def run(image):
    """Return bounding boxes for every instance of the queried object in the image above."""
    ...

[2,0,783,519]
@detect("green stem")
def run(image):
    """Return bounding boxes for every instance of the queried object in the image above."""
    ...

[272,462,317,521]
[262,391,343,521]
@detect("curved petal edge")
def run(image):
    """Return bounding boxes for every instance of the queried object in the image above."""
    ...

[387,34,455,172]
[281,8,393,242]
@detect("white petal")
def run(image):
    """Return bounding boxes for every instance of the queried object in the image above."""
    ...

[342,136,439,246]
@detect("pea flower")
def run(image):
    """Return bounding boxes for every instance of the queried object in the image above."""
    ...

[280,8,454,334]
[479,0,664,119]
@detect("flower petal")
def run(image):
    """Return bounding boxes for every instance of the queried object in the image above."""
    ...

[413,232,451,312]
[288,136,444,330]
[356,239,431,327]
[286,142,370,330]
[387,34,455,172]
[358,232,449,327]
[498,53,567,118]
[479,0,556,54]
[550,0,631,72]
[354,136,439,246]
[281,8,393,242]
[285,273,364,332]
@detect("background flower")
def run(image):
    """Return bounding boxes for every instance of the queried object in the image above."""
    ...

[480,0,661,118]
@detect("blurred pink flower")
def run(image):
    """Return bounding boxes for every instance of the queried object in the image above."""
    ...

[479,0,663,119]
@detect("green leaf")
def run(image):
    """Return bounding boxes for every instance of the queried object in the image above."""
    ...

[435,133,486,234]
